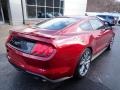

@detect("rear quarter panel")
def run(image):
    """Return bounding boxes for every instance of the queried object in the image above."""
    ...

[50,34,94,76]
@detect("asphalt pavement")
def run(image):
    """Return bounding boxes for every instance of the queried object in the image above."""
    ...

[0,24,120,90]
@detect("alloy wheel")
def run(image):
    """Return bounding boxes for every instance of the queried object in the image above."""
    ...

[79,49,91,76]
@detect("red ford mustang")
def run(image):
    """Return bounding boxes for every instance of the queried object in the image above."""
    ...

[6,16,115,82]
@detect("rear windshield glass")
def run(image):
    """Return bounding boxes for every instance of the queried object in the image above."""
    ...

[97,15,106,19]
[35,18,78,30]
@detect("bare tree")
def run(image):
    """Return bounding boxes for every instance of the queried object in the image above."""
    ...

[87,0,120,12]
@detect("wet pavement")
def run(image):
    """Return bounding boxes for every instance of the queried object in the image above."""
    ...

[0,24,120,90]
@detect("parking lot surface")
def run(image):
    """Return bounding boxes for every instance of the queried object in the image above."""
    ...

[0,25,120,90]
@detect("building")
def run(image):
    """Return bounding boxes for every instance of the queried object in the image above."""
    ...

[0,0,87,25]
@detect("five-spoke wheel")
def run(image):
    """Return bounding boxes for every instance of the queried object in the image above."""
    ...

[74,48,92,78]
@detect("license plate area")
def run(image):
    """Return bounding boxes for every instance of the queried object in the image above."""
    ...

[9,37,36,54]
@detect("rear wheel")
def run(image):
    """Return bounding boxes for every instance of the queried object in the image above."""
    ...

[74,48,92,78]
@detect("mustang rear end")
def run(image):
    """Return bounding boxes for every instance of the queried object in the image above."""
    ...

[5,17,114,82]
[6,29,79,82]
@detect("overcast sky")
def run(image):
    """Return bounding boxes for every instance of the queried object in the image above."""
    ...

[116,0,120,2]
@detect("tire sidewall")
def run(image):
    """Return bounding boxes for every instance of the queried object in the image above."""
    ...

[74,48,92,78]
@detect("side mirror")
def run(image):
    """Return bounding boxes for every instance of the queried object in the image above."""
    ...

[104,21,112,30]
[104,21,110,26]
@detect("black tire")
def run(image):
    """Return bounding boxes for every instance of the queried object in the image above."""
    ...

[107,37,114,50]
[118,20,120,25]
[74,48,92,79]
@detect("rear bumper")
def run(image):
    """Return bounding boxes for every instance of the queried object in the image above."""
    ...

[6,43,72,81]
[8,59,72,82]
[7,54,72,81]
[6,37,84,81]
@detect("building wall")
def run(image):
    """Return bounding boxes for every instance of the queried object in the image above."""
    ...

[9,0,23,25]
[64,0,87,16]
[8,0,88,25]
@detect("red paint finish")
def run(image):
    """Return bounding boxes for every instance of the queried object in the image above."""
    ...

[5,17,115,80]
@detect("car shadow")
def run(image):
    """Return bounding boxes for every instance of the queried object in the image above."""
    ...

[0,51,111,90]
[10,71,110,90]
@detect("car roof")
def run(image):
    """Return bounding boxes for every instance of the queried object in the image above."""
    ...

[56,16,95,21]
[97,15,114,17]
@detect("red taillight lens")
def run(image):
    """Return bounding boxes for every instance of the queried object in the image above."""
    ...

[31,43,54,57]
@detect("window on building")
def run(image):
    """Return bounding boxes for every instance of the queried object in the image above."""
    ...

[37,0,45,6]
[60,8,63,15]
[27,6,36,18]
[26,0,64,18]
[26,0,36,5]
[46,0,53,7]
[54,0,60,7]
[46,7,54,18]
[54,8,59,16]
[37,7,45,18]
[61,1,64,8]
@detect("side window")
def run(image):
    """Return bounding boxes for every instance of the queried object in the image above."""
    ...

[79,22,93,31]
[108,16,114,19]
[98,15,106,19]
[89,19,104,30]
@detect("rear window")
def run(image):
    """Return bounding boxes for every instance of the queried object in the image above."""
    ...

[97,15,106,19]
[35,18,78,30]
[108,16,114,19]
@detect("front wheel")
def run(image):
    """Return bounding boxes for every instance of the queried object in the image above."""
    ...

[74,48,92,78]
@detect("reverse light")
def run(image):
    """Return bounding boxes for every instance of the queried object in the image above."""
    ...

[31,43,54,57]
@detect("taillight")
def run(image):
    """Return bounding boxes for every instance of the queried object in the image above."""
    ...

[31,43,54,57]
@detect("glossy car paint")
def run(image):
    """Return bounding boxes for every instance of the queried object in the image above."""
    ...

[6,17,115,81]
